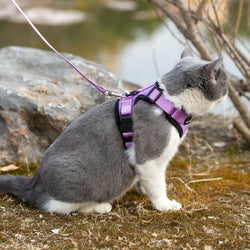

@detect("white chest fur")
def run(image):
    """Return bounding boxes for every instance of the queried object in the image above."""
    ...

[128,126,184,211]
[127,126,182,170]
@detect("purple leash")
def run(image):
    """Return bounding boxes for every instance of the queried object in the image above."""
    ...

[10,0,123,97]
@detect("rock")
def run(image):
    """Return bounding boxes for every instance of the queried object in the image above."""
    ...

[0,46,127,164]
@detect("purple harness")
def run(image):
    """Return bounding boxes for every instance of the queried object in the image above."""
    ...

[116,82,192,149]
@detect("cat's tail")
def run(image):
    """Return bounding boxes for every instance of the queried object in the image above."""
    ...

[0,175,44,208]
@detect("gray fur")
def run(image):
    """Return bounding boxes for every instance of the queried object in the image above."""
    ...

[0,50,228,213]
[180,48,193,58]
[38,100,135,203]
[132,101,170,165]
[163,54,227,101]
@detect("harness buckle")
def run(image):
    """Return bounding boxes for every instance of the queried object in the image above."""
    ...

[145,82,163,104]
[126,90,139,97]
[184,116,192,125]
[105,90,127,98]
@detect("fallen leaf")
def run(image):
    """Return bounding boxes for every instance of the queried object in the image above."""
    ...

[162,239,172,246]
[0,164,19,173]
[52,229,60,234]
[204,245,214,250]
[208,216,217,220]
[152,232,158,237]
[213,141,227,148]
[141,220,151,224]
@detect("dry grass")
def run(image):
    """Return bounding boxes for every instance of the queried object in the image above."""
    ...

[0,116,249,249]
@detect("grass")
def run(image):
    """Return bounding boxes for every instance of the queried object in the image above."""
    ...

[0,132,249,249]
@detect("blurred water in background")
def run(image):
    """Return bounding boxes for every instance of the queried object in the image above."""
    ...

[0,0,249,116]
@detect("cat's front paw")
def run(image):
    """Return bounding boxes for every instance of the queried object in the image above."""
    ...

[135,182,147,195]
[94,203,112,213]
[79,202,112,214]
[154,199,182,212]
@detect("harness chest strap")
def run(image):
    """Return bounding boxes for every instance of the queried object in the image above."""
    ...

[115,83,192,149]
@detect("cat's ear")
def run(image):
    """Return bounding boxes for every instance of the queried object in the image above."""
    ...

[181,48,193,59]
[203,57,222,78]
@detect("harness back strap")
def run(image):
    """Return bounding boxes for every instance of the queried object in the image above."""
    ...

[115,82,192,149]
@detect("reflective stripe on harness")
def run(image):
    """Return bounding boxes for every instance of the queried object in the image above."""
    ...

[115,82,192,149]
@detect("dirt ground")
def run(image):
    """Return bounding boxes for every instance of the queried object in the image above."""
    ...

[0,114,249,249]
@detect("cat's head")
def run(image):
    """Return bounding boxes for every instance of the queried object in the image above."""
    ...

[160,48,228,115]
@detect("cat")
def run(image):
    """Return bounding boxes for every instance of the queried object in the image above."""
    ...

[0,49,228,214]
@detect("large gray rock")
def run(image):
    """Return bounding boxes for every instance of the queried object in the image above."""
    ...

[0,46,127,164]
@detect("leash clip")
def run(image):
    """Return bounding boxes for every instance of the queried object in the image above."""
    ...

[105,90,128,98]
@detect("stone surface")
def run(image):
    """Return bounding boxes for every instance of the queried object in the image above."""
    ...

[0,46,127,164]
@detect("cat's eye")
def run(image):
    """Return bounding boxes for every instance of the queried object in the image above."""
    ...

[187,79,194,88]
[201,78,206,85]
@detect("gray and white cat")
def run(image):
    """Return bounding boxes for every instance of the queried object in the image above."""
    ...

[0,49,227,214]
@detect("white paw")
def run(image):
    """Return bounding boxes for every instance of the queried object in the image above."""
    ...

[154,199,182,212]
[79,202,112,214]
[94,203,112,214]
[136,182,147,195]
